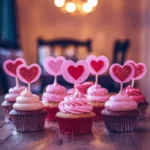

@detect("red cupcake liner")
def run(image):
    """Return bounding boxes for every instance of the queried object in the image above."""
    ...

[44,106,59,121]
[93,106,104,121]
[10,109,47,132]
[56,116,94,135]
[1,101,15,121]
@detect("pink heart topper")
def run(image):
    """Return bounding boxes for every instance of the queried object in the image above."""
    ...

[17,64,41,84]
[86,55,109,75]
[3,58,26,77]
[125,60,147,80]
[61,60,90,84]
[44,56,66,76]
[109,63,134,83]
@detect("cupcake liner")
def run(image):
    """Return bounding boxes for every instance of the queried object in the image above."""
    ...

[10,109,47,132]
[56,116,94,135]
[44,106,59,121]
[93,106,104,121]
[138,101,149,120]
[1,101,15,121]
[101,109,138,132]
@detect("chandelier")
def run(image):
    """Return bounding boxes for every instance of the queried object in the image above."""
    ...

[54,0,98,16]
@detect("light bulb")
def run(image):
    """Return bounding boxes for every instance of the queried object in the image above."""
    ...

[54,0,65,7]
[87,0,98,7]
[82,3,92,13]
[66,2,76,13]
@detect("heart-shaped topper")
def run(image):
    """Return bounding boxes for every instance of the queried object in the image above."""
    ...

[3,58,26,77]
[109,63,134,83]
[17,64,41,84]
[125,60,147,80]
[86,55,109,75]
[61,60,90,84]
[44,56,66,76]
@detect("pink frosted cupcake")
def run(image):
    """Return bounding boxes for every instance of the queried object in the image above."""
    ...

[67,81,93,95]
[56,90,95,135]
[123,85,149,120]
[42,83,67,121]
[87,84,110,121]
[101,93,138,132]
[1,85,25,121]
[9,89,47,132]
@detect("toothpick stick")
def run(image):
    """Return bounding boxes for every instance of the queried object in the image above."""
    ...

[95,74,98,85]
[74,84,77,93]
[120,83,123,93]
[54,76,57,85]
[28,83,31,91]
[15,77,19,86]
[131,79,135,87]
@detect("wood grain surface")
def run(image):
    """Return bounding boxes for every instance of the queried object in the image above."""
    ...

[0,97,150,150]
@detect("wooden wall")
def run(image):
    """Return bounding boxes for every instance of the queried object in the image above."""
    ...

[16,0,142,64]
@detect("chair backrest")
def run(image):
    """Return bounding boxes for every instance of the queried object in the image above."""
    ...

[37,38,92,67]
[112,39,130,65]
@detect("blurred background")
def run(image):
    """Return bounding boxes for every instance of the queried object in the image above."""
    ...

[0,0,149,100]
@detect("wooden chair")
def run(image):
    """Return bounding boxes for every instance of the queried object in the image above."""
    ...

[112,39,130,64]
[37,38,92,92]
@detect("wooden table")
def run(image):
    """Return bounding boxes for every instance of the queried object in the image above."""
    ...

[0,97,150,150]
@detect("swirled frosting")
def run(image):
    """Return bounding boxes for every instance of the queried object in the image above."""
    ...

[58,90,93,114]
[87,84,110,102]
[42,83,67,103]
[105,93,137,111]
[67,88,75,95]
[5,86,26,102]
[123,85,145,103]
[76,82,94,94]
[13,89,43,111]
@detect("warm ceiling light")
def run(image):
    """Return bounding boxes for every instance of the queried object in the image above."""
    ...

[82,3,93,13]
[87,0,98,7]
[66,2,76,13]
[54,0,65,8]
[54,0,98,16]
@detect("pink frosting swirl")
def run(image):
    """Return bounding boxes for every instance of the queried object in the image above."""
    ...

[58,90,93,114]
[123,85,145,103]
[5,86,26,102]
[87,84,110,102]
[76,81,94,94]
[42,83,67,103]
[105,93,137,111]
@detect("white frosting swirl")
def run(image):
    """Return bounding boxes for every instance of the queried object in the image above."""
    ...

[13,88,43,111]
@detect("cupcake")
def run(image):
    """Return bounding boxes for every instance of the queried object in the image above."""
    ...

[87,84,109,121]
[9,89,47,132]
[67,81,93,95]
[42,83,67,121]
[56,90,95,135]
[101,93,138,132]
[123,85,149,120]
[1,85,25,121]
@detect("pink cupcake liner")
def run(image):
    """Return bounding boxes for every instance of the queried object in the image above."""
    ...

[44,107,59,121]
[93,106,104,121]
[9,109,47,132]
[56,116,94,135]
[1,101,15,121]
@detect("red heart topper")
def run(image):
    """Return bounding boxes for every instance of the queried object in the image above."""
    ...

[44,56,66,76]
[109,63,134,83]
[3,58,26,77]
[86,55,109,75]
[125,60,147,80]
[61,60,90,84]
[17,64,41,84]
